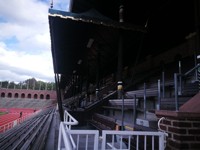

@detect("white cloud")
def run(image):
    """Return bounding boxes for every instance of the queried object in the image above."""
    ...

[0,0,50,53]
[0,0,70,82]
[0,42,54,82]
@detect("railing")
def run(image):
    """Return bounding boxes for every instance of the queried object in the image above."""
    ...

[174,63,200,110]
[68,129,99,150]
[63,110,78,130]
[0,121,14,133]
[157,63,200,111]
[0,111,40,133]
[58,110,79,150]
[58,110,168,150]
[102,130,167,150]
[58,122,76,150]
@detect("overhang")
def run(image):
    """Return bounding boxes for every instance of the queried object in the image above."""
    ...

[48,8,145,84]
[49,0,195,86]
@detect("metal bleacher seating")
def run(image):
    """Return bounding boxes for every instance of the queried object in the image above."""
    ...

[0,98,55,109]
[89,113,116,131]
[0,107,55,150]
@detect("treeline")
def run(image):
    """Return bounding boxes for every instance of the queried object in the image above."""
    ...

[0,78,55,90]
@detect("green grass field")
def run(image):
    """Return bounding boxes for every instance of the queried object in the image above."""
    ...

[0,112,7,116]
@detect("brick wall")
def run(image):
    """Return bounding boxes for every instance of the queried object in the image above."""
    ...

[0,88,57,100]
[156,110,200,150]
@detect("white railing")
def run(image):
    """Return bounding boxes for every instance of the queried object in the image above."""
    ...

[58,122,77,150]
[63,110,78,129]
[58,110,168,150]
[58,110,79,150]
[58,121,99,150]
[68,129,99,150]
[101,130,167,150]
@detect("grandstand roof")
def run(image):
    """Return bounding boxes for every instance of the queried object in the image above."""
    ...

[49,0,196,86]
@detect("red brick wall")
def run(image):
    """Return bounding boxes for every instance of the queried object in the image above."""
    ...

[0,88,57,100]
[157,111,200,150]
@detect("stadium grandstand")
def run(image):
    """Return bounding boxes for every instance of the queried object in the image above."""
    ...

[1,0,200,150]
[0,87,57,149]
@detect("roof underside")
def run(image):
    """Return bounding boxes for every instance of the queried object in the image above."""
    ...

[49,0,195,85]
[49,9,146,83]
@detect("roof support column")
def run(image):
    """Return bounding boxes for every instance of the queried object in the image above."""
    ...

[194,0,200,85]
[118,2,124,131]
[117,4,124,99]
[195,0,200,55]
[96,52,100,100]
[55,73,64,121]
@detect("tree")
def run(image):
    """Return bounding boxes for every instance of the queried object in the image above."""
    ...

[0,78,56,90]
[0,81,9,88]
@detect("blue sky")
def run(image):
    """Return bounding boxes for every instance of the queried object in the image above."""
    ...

[0,0,70,82]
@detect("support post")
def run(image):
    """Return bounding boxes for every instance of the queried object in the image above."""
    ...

[162,71,165,98]
[178,61,182,95]
[118,1,124,130]
[96,52,100,100]
[55,74,64,121]
[195,0,200,86]
[121,93,124,131]
[144,83,146,119]
[198,63,200,91]
[197,56,200,91]
[174,73,179,111]
[158,79,161,110]
[133,94,137,125]
[117,35,123,99]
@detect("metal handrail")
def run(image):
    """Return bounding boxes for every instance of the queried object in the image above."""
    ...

[183,63,200,76]
[58,122,76,150]
[58,110,168,150]
[158,117,166,132]
[58,111,78,150]
[102,130,168,150]
[68,129,99,150]
[63,110,78,130]
[174,63,200,110]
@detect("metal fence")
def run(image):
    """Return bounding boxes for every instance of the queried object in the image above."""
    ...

[58,110,167,150]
